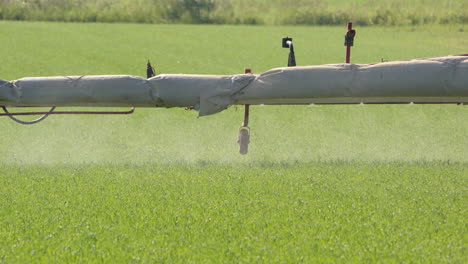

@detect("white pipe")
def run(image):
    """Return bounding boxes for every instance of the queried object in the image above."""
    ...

[1,55,467,116]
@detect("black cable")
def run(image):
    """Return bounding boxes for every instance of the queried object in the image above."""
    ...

[2,106,56,125]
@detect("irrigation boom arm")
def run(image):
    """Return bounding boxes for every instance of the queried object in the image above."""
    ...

[1,55,467,117]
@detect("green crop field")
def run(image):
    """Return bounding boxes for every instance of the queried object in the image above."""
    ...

[0,21,467,263]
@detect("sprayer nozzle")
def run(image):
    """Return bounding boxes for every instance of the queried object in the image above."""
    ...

[282,37,293,48]
[146,60,155,78]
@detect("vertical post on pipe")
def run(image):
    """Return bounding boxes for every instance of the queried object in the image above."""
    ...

[243,69,251,127]
[345,22,356,63]
[282,37,296,67]
[243,104,250,127]
[238,69,251,155]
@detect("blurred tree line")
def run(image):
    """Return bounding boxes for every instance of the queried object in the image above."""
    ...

[0,0,466,25]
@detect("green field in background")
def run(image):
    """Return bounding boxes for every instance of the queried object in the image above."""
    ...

[0,21,467,263]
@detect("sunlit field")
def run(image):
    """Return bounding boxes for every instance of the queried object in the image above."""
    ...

[0,21,467,263]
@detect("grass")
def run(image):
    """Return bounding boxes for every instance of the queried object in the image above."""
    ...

[0,21,467,262]
[1,162,466,263]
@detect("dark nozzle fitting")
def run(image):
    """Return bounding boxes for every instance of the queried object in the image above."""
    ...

[238,127,250,155]
[282,37,296,67]
[344,29,356,46]
[282,37,293,48]
[146,60,155,78]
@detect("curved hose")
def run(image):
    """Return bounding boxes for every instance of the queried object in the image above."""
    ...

[2,106,56,125]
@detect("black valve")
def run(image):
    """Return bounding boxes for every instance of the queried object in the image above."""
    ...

[282,37,293,48]
[344,29,356,46]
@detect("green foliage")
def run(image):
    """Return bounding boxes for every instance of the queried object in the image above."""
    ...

[162,0,215,23]
[0,162,466,262]
[0,0,467,25]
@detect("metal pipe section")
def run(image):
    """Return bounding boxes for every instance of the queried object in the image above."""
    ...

[235,56,468,106]
[1,56,467,117]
